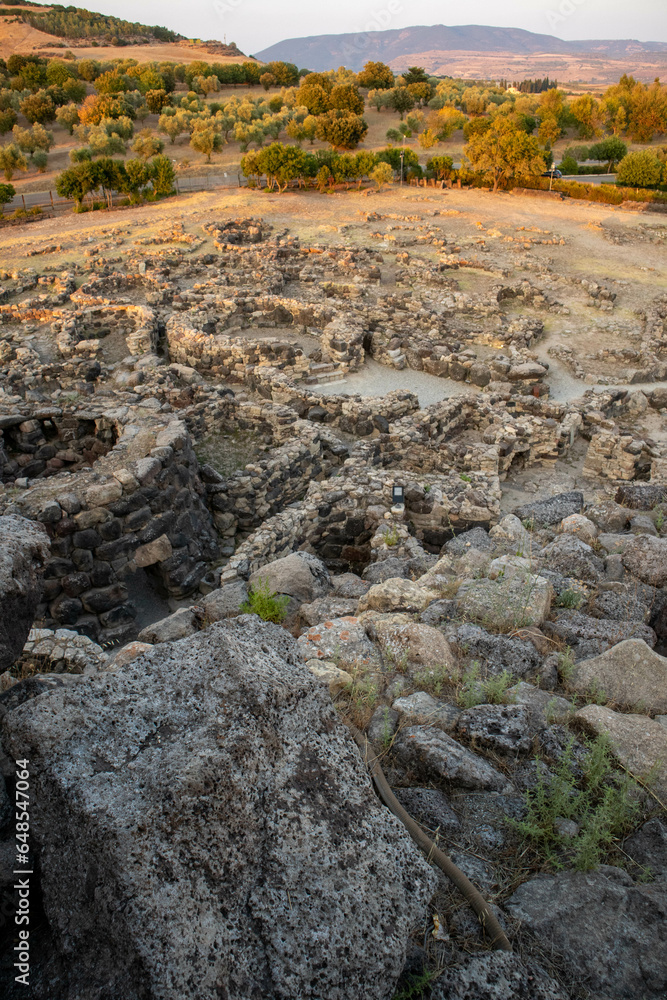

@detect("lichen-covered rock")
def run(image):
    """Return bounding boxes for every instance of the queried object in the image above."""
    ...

[456,704,534,754]
[456,574,552,631]
[249,551,331,604]
[430,951,568,1000]
[392,691,461,732]
[392,726,511,792]
[358,578,437,614]
[544,611,656,659]
[297,615,381,667]
[571,639,667,713]
[1,618,435,1000]
[623,535,667,587]
[538,534,604,583]
[447,623,542,678]
[504,867,667,999]
[514,491,583,526]
[0,515,50,671]
[576,705,667,803]
[367,615,456,672]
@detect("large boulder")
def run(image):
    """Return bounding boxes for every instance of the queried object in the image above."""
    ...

[430,951,568,1000]
[543,611,656,659]
[571,639,667,713]
[456,574,552,631]
[2,619,435,1000]
[297,615,381,668]
[538,534,604,583]
[447,623,542,679]
[576,705,667,803]
[514,491,583,527]
[358,578,436,614]
[366,615,457,672]
[392,726,511,792]
[623,535,667,587]
[248,551,331,604]
[504,867,667,999]
[0,515,50,671]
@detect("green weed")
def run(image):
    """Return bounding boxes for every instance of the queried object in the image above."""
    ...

[240,577,290,623]
[556,588,584,609]
[558,646,575,685]
[458,663,514,708]
[392,970,437,1000]
[514,733,642,871]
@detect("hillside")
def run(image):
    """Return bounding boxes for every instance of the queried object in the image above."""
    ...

[255,23,667,77]
[0,2,246,63]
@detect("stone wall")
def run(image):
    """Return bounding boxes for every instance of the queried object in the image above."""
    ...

[0,411,219,644]
[221,465,502,582]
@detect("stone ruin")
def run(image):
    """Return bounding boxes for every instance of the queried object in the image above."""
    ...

[1,216,667,1000]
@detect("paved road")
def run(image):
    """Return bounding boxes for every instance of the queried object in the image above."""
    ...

[559,174,616,186]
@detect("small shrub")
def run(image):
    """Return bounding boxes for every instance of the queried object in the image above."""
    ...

[384,525,400,546]
[558,646,575,685]
[458,663,514,708]
[459,472,472,482]
[514,733,642,870]
[556,588,583,609]
[240,577,290,623]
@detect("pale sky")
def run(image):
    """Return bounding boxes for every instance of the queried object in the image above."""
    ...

[77,0,667,55]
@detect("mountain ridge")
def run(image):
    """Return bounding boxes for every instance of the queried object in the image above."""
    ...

[254,23,667,72]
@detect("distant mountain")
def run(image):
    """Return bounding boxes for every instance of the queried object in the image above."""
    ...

[254,24,667,72]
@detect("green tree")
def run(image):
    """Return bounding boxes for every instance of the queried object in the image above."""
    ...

[354,150,377,187]
[357,61,394,90]
[33,150,48,173]
[330,83,364,115]
[0,109,17,135]
[20,91,56,124]
[407,82,433,106]
[158,111,189,144]
[314,110,368,150]
[56,103,80,135]
[388,88,416,119]
[464,117,545,191]
[370,161,393,189]
[257,142,306,192]
[55,161,97,208]
[402,67,429,86]
[260,72,276,91]
[588,137,628,171]
[427,155,454,180]
[295,82,332,115]
[0,182,15,215]
[190,123,223,161]
[0,144,28,181]
[616,150,663,188]
[145,89,170,114]
[132,129,164,160]
[570,94,604,139]
[62,78,87,104]
[150,155,175,196]
[122,157,150,202]
[46,60,78,87]
[77,59,101,82]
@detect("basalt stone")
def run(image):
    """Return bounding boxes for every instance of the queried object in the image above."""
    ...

[81,584,129,614]
[505,867,667,1000]
[1,619,435,1000]
[0,515,50,671]
[514,491,584,527]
